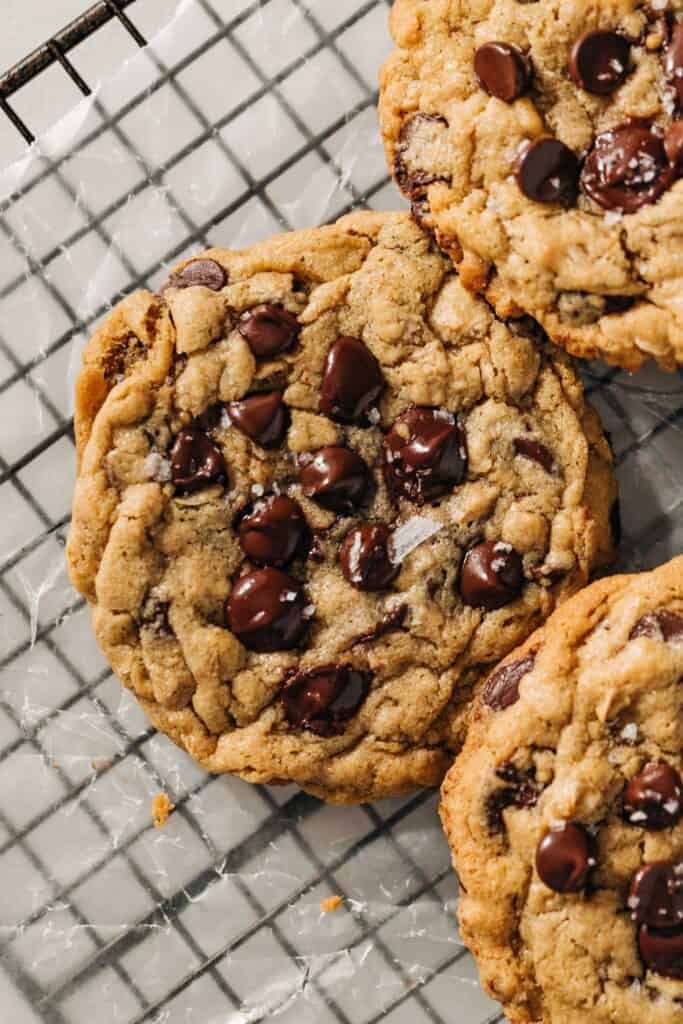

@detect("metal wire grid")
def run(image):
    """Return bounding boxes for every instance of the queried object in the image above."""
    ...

[0,1,681,1022]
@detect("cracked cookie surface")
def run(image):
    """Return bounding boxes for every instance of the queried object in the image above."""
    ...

[67,211,616,804]
[379,0,683,371]
[441,555,683,1023]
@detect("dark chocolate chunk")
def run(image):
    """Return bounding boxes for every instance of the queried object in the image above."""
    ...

[282,664,370,736]
[300,447,371,514]
[486,762,543,832]
[228,391,288,448]
[170,428,226,493]
[514,437,555,472]
[630,861,683,929]
[630,609,683,642]
[460,541,524,610]
[482,654,535,710]
[535,822,594,893]
[394,114,450,197]
[340,523,399,592]
[638,924,683,980]
[384,407,467,504]
[238,304,300,357]
[580,121,676,213]
[624,762,683,831]
[516,138,580,205]
[165,258,226,291]
[237,495,308,567]
[665,120,683,171]
[568,30,631,94]
[227,568,307,652]
[663,22,683,112]
[319,336,384,424]
[474,42,532,102]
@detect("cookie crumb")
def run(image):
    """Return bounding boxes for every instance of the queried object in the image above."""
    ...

[320,895,344,913]
[152,793,175,828]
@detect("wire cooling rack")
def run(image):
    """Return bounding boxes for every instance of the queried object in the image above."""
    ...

[0,2,681,1023]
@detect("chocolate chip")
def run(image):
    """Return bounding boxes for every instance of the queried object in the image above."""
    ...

[384,407,467,504]
[535,822,594,893]
[340,523,399,592]
[238,304,300,357]
[282,664,370,736]
[637,924,683,980]
[580,121,676,213]
[474,42,532,102]
[300,447,371,514]
[165,259,226,291]
[319,336,384,424]
[516,138,580,205]
[394,114,450,198]
[624,762,683,831]
[486,762,543,832]
[228,391,288,448]
[227,568,307,652]
[170,428,226,493]
[663,22,683,112]
[460,541,524,610]
[482,655,535,710]
[353,604,408,646]
[630,609,683,642]
[568,30,631,94]
[514,437,554,473]
[237,495,308,567]
[630,861,683,929]
[665,120,683,170]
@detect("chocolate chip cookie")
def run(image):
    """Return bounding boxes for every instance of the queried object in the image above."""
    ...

[67,211,616,804]
[440,555,683,1022]
[379,0,683,371]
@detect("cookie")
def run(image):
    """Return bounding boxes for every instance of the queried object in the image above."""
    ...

[379,0,683,371]
[66,211,616,804]
[440,555,683,1023]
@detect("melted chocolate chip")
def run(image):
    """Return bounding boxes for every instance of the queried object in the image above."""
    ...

[638,924,683,980]
[227,568,307,652]
[228,391,288,448]
[482,655,535,710]
[340,523,399,592]
[237,495,308,567]
[394,114,450,198]
[460,541,524,610]
[663,22,683,112]
[165,259,226,291]
[238,304,300,357]
[535,823,594,893]
[630,609,683,642]
[353,604,408,646]
[630,861,683,929]
[624,762,683,831]
[474,42,532,102]
[580,121,676,213]
[300,447,371,514]
[282,664,370,736]
[384,407,467,504]
[319,336,384,424]
[568,30,631,94]
[514,437,555,472]
[170,428,226,493]
[486,762,543,832]
[665,121,683,171]
[516,138,580,205]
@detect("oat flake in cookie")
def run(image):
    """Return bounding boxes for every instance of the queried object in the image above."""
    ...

[67,212,616,804]
[440,556,683,1023]
[380,0,683,371]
